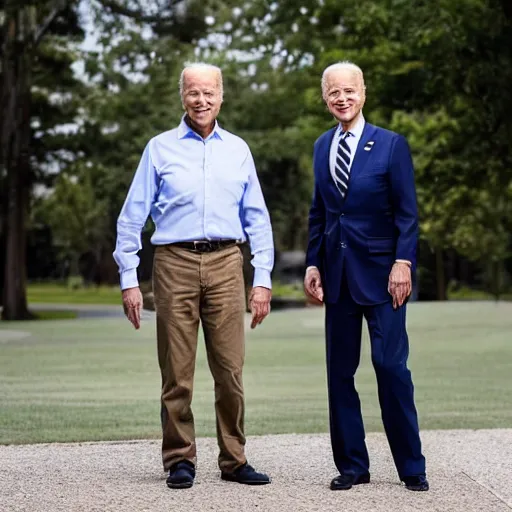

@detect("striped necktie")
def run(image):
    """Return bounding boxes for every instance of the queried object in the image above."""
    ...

[334,131,351,198]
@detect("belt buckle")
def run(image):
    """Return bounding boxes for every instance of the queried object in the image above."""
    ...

[193,241,211,252]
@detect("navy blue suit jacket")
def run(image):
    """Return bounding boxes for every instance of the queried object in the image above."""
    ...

[306,122,419,305]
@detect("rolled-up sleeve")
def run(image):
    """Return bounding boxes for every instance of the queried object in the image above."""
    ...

[113,142,160,290]
[240,148,274,289]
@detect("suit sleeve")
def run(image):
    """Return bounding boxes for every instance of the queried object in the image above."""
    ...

[389,135,419,269]
[305,144,326,269]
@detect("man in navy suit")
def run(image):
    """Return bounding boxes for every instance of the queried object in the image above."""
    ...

[304,62,428,492]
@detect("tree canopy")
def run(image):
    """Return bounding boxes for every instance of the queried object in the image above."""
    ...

[2,0,512,318]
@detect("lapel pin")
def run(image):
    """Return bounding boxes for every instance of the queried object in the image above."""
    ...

[364,141,375,151]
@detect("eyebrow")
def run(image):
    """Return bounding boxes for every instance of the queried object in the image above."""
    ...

[328,86,357,91]
[186,87,216,92]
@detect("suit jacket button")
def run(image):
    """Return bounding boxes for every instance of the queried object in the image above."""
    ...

[340,242,347,248]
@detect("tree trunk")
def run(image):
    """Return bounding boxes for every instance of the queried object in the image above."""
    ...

[1,13,33,320]
[2,159,32,320]
[435,247,447,301]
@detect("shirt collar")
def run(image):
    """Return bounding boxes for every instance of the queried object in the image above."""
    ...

[178,115,223,141]
[337,114,365,139]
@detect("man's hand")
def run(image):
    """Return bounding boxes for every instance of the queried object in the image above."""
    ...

[122,287,143,329]
[249,286,271,329]
[304,267,324,305]
[388,262,412,309]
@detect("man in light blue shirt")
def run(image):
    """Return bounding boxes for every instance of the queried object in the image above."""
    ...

[113,63,274,489]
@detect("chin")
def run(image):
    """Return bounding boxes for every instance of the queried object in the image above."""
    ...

[194,116,212,125]
[340,115,355,124]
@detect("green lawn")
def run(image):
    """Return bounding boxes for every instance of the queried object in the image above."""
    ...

[27,283,121,305]
[26,281,512,305]
[34,310,78,320]
[1,302,511,445]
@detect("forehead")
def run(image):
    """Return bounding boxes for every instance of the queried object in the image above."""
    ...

[183,69,220,90]
[324,68,362,90]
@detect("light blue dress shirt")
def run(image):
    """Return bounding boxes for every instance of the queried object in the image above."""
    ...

[113,116,274,290]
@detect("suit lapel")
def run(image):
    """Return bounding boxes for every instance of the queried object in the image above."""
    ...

[349,123,378,182]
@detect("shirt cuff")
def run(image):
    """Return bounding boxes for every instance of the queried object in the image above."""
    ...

[305,266,318,273]
[252,268,272,289]
[395,259,412,267]
[120,269,139,290]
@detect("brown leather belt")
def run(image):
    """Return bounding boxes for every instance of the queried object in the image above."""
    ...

[172,239,238,253]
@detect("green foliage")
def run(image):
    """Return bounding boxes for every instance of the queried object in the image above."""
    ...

[27,283,120,304]
[25,2,211,281]
[4,0,512,302]
[271,281,305,300]
[447,283,512,301]
[34,171,109,272]
[34,310,78,320]
[210,0,512,271]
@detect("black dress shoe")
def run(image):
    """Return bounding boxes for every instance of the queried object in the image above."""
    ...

[221,462,271,485]
[166,460,195,489]
[402,475,429,491]
[330,472,370,490]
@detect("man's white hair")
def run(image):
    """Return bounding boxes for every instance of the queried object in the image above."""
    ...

[321,61,366,98]
[179,62,224,100]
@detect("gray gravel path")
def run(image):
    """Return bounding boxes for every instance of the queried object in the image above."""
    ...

[1,429,511,512]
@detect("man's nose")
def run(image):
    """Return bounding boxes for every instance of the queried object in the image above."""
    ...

[196,93,207,105]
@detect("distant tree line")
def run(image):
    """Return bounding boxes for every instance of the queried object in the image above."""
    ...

[1,0,512,319]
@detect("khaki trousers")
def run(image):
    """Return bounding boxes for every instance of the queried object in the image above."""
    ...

[152,244,247,472]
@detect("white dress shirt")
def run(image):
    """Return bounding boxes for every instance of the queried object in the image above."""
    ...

[328,114,366,180]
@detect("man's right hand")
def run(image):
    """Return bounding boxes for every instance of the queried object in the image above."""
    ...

[122,287,143,329]
[304,267,324,305]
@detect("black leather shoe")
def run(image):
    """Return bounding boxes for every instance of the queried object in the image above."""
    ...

[402,475,429,491]
[166,460,195,489]
[221,462,271,485]
[330,472,370,490]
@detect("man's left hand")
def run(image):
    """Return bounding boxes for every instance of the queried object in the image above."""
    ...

[249,286,271,329]
[388,262,412,309]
